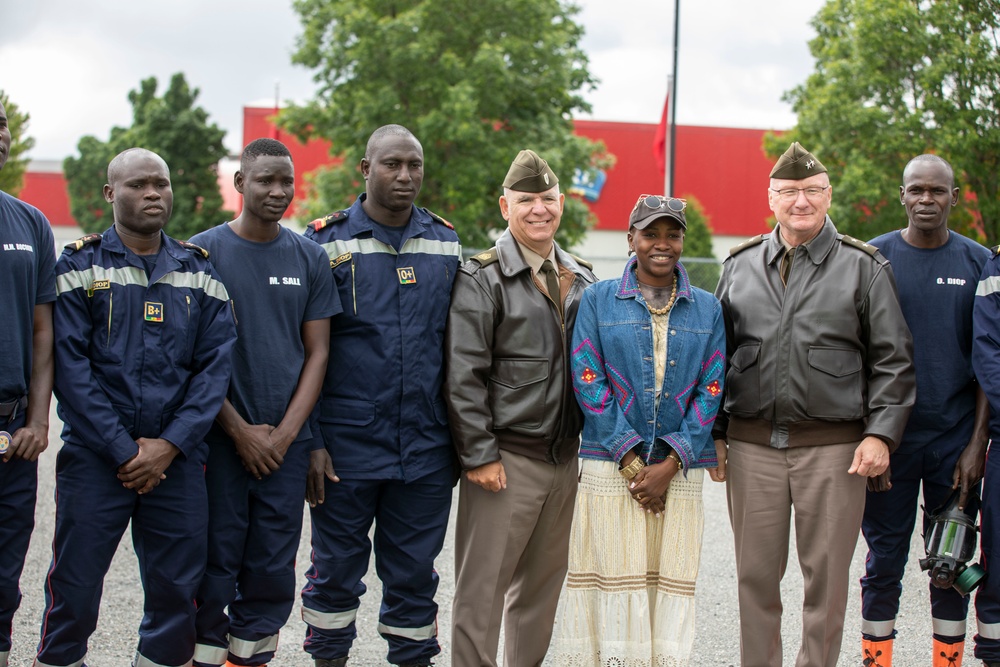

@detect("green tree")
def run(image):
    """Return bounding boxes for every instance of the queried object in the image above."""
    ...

[0,91,36,197]
[770,0,1000,243]
[281,0,612,250]
[63,73,230,238]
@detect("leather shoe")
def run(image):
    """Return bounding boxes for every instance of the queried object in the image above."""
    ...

[315,658,348,667]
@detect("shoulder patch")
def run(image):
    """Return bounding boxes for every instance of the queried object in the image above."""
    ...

[424,208,455,230]
[179,240,210,259]
[729,234,765,257]
[471,248,499,267]
[839,234,879,257]
[64,233,102,253]
[568,253,593,270]
[330,252,352,269]
[309,210,349,232]
[991,245,1000,258]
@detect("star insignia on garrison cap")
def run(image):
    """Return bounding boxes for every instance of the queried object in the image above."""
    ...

[806,159,815,169]
[581,368,597,384]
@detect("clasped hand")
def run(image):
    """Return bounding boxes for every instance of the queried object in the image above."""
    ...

[628,461,678,516]
[117,437,179,495]
[233,423,293,479]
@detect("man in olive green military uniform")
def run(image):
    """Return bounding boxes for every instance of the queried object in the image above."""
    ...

[713,143,915,667]
[445,150,596,667]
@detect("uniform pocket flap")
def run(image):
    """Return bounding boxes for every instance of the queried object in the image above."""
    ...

[489,358,549,389]
[319,397,376,426]
[730,342,761,372]
[808,347,862,378]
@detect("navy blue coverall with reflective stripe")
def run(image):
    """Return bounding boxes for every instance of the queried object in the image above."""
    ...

[302,196,460,665]
[37,227,235,667]
[973,251,1000,663]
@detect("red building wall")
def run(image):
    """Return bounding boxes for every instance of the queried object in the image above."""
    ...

[18,107,781,239]
[239,108,778,237]
[574,120,775,236]
[19,170,74,226]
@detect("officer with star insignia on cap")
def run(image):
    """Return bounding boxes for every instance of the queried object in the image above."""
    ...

[712,142,915,667]
[444,148,597,666]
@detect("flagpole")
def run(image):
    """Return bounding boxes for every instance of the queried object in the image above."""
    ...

[668,0,680,197]
[272,81,281,141]
[663,74,672,197]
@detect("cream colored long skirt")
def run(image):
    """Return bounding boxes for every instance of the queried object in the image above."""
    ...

[549,458,704,667]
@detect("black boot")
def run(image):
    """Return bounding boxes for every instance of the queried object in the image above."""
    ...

[315,658,348,667]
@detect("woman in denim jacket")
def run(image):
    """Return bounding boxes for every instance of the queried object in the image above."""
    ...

[551,195,726,667]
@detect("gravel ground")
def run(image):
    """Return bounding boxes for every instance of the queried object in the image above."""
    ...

[7,406,982,666]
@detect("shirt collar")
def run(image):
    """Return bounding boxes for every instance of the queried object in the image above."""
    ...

[766,217,838,266]
[514,239,558,278]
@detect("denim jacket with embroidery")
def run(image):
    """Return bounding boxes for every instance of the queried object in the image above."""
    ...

[570,257,725,469]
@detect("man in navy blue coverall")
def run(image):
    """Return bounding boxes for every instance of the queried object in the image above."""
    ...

[970,210,1000,667]
[36,148,236,667]
[301,125,461,667]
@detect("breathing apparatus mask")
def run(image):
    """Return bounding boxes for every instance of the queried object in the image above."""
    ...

[919,488,986,596]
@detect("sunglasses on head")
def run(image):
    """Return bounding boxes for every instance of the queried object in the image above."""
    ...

[635,194,686,213]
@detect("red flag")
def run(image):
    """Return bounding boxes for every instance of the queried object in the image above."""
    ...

[653,90,669,176]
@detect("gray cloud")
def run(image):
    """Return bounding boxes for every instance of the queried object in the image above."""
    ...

[2,0,824,159]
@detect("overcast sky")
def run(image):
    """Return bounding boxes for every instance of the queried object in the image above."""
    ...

[1,0,825,160]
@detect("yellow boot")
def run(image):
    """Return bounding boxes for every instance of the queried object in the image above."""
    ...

[932,638,963,667]
[862,637,893,667]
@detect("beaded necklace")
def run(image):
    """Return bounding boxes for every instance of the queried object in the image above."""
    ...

[646,276,678,315]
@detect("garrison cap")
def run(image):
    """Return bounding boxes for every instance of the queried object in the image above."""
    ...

[770,142,827,180]
[502,149,559,192]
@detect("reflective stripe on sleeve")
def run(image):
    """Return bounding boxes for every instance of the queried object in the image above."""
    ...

[932,616,967,638]
[976,274,1000,298]
[133,649,192,667]
[227,633,279,659]
[377,620,438,641]
[302,605,358,630]
[860,617,896,638]
[192,642,228,666]
[979,619,1000,640]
